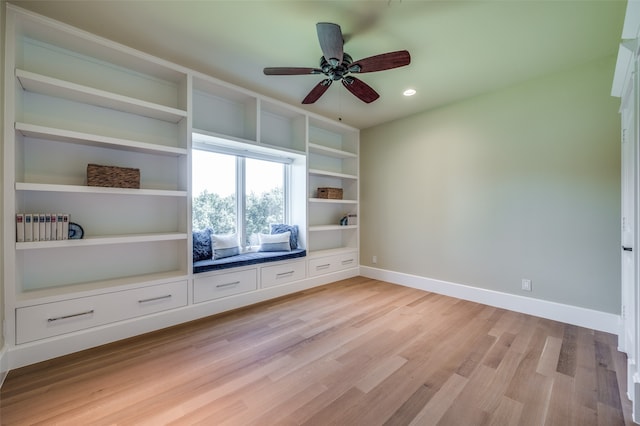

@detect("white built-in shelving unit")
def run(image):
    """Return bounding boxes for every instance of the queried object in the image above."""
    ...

[307,118,359,266]
[2,4,359,370]
[3,5,190,349]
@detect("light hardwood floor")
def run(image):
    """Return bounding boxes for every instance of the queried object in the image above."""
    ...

[0,277,633,425]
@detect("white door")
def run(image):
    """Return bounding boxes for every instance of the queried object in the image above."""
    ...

[621,84,637,398]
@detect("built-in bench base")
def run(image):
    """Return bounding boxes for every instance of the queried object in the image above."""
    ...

[193,249,307,274]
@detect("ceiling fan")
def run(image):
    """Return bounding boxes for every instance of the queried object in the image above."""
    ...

[263,22,411,104]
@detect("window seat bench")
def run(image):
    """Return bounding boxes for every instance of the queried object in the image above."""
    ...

[193,249,306,274]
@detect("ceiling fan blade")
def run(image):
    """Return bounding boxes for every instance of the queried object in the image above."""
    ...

[316,22,343,66]
[264,67,322,76]
[342,76,379,103]
[302,79,332,104]
[349,50,411,73]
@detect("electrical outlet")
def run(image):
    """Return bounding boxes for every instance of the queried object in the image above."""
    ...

[372,255,377,264]
[521,279,532,292]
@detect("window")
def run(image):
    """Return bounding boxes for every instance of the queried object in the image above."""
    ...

[245,157,285,245]
[192,150,237,234]
[192,144,289,249]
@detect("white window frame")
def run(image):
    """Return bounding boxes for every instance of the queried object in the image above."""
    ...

[192,138,292,250]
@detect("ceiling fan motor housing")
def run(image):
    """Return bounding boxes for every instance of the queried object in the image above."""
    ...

[321,53,359,80]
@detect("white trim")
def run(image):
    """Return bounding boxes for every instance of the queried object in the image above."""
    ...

[622,0,640,40]
[361,266,620,335]
[633,379,640,424]
[612,42,634,98]
[0,345,8,389]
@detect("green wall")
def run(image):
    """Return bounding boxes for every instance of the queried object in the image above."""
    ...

[1,0,5,352]
[361,56,621,314]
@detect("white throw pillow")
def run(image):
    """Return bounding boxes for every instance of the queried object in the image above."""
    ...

[212,233,240,259]
[258,231,291,252]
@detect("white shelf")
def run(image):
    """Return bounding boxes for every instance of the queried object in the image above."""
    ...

[193,127,306,157]
[16,182,187,197]
[308,143,357,159]
[16,69,188,123]
[16,122,187,156]
[309,198,357,204]
[260,141,306,156]
[309,225,358,232]
[308,169,358,180]
[192,127,258,147]
[308,247,358,259]
[16,232,187,250]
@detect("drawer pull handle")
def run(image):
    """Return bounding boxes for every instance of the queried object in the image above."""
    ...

[316,264,331,269]
[47,310,94,322]
[342,259,354,265]
[138,295,172,304]
[276,271,295,278]
[217,281,240,288]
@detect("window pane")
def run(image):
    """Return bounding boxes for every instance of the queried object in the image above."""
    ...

[245,158,284,246]
[192,150,237,234]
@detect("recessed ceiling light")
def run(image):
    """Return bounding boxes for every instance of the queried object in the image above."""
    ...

[403,88,416,97]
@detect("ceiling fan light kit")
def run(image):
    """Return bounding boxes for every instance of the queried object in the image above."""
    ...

[264,22,411,104]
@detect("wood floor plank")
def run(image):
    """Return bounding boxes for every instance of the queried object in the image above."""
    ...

[382,380,439,426]
[537,336,564,376]
[483,395,524,426]
[511,372,554,426]
[597,365,624,409]
[0,277,632,425]
[456,333,497,377]
[477,349,524,413]
[483,332,516,369]
[557,324,579,377]
[544,372,575,425]
[355,355,408,393]
[407,373,468,426]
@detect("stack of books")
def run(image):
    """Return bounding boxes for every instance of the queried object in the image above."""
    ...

[16,213,70,242]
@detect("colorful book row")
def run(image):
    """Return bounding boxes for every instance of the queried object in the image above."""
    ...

[16,213,70,242]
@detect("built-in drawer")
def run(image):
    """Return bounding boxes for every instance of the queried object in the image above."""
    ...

[308,251,358,277]
[335,251,358,271]
[16,280,188,344]
[193,268,257,303]
[261,260,306,288]
[308,256,335,276]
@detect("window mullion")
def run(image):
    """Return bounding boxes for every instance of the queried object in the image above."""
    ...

[284,164,290,224]
[237,156,246,249]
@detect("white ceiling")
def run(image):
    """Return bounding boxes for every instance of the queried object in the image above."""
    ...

[9,0,627,129]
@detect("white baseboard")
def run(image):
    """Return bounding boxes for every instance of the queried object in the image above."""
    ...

[0,344,8,389]
[360,266,620,335]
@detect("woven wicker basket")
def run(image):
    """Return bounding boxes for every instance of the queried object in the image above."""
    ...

[317,187,343,199]
[87,164,140,189]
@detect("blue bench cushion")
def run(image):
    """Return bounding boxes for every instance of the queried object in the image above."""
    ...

[193,248,306,273]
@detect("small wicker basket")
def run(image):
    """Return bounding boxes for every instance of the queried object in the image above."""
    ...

[317,187,343,199]
[87,164,140,189]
